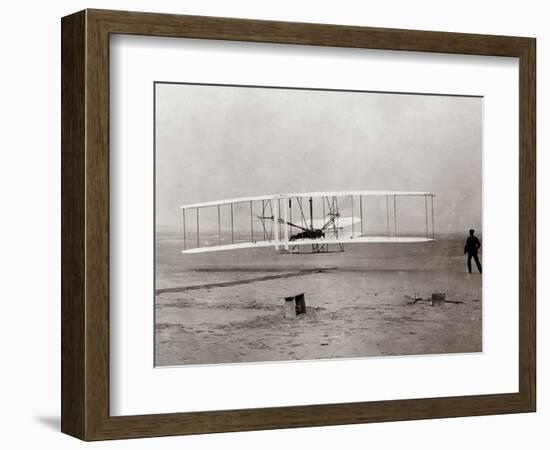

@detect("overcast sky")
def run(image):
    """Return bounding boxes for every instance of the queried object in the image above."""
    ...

[155,83,482,234]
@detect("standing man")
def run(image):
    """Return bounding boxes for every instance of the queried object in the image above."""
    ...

[464,229,482,274]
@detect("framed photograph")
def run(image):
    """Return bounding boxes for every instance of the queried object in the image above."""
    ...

[61,9,536,440]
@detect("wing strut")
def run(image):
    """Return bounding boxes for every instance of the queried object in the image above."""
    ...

[262,200,267,241]
[182,208,186,250]
[272,198,280,250]
[386,196,390,235]
[393,195,397,236]
[309,197,313,230]
[196,208,200,247]
[282,198,289,250]
[424,195,428,238]
[359,195,364,236]
[218,204,221,245]
[250,200,254,242]
[230,204,234,244]
[351,195,354,237]
[431,195,435,239]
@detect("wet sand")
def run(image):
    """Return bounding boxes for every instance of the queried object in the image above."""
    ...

[155,234,482,366]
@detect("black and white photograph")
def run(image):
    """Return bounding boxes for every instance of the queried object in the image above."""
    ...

[2,0,542,446]
[154,82,483,367]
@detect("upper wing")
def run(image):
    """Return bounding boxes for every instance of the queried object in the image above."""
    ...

[179,191,434,210]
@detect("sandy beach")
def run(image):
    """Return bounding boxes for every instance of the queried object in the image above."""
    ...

[155,233,482,366]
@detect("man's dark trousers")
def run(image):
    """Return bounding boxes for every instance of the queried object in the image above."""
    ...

[467,252,482,273]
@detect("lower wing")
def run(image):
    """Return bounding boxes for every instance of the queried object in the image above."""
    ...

[182,236,433,254]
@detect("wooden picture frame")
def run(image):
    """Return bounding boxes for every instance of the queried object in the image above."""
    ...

[61,9,536,441]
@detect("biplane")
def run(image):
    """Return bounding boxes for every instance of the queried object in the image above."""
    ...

[179,191,435,254]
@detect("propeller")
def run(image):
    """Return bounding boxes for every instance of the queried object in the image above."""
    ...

[321,214,341,231]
